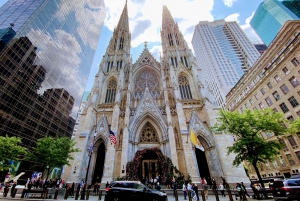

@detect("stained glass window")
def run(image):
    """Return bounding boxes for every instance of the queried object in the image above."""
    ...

[178,75,192,100]
[105,79,117,103]
[140,122,158,143]
[134,69,160,95]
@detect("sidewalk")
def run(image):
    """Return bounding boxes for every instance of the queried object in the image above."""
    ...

[0,192,273,201]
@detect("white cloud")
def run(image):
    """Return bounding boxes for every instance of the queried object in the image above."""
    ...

[104,0,214,48]
[27,29,84,117]
[149,45,162,61]
[240,12,262,43]
[223,0,238,7]
[225,13,240,23]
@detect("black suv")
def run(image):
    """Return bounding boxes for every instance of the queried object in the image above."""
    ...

[272,178,300,200]
[104,181,167,201]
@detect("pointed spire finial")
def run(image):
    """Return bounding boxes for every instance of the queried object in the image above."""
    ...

[144,41,148,49]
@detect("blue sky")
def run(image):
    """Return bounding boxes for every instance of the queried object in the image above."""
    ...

[0,0,264,92]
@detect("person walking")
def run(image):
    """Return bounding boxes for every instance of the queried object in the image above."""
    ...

[219,182,226,197]
[187,181,192,199]
[192,183,200,201]
[182,182,187,200]
[172,180,178,198]
[25,181,33,198]
[156,182,161,191]
[212,179,217,193]
[241,182,250,198]
[70,182,75,198]
[201,177,208,200]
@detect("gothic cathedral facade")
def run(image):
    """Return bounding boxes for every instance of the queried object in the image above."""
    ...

[62,3,248,185]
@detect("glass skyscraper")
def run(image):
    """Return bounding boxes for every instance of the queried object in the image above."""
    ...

[250,0,300,46]
[192,20,261,108]
[0,0,106,175]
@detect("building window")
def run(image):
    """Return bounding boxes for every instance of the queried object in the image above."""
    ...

[105,79,117,103]
[280,84,290,94]
[119,36,124,50]
[272,160,278,168]
[282,67,290,75]
[265,97,273,106]
[178,75,192,100]
[288,135,297,146]
[288,96,299,107]
[260,88,266,95]
[249,99,254,104]
[259,102,265,109]
[287,116,295,122]
[286,154,295,165]
[272,91,281,101]
[254,93,260,100]
[274,75,281,82]
[168,33,173,46]
[279,102,289,113]
[291,57,300,66]
[267,82,273,89]
[265,131,272,138]
[279,156,285,167]
[289,76,300,87]
[244,102,249,109]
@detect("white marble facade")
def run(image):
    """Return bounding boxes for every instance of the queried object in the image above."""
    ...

[62,2,249,185]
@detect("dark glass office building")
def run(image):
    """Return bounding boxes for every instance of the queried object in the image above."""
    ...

[0,0,106,177]
[250,0,300,46]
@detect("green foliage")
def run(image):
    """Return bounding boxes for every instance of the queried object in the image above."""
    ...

[213,109,288,187]
[288,117,300,134]
[0,135,28,171]
[26,136,79,178]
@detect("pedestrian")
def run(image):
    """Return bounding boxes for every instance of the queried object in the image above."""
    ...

[10,181,17,197]
[201,177,208,200]
[70,182,75,198]
[166,177,170,189]
[241,182,250,198]
[106,181,110,188]
[25,181,33,197]
[172,180,178,198]
[212,179,217,193]
[219,182,226,197]
[192,183,199,201]
[235,183,242,200]
[187,181,192,199]
[156,182,161,191]
[182,182,187,200]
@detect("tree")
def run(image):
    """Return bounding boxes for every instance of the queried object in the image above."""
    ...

[26,136,79,180]
[288,117,300,134]
[0,135,28,171]
[213,109,288,188]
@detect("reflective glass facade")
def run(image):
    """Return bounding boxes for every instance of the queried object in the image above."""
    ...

[250,0,300,46]
[0,0,106,173]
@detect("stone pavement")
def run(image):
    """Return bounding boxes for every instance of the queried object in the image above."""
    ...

[0,190,274,201]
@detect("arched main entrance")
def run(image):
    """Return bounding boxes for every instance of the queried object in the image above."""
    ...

[138,150,160,181]
[92,142,106,184]
[195,148,211,183]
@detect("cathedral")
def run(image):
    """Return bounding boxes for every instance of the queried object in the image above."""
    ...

[62,2,248,185]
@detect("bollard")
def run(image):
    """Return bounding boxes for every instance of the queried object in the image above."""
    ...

[86,189,90,200]
[54,189,59,199]
[21,189,26,198]
[75,188,80,200]
[214,189,220,201]
[227,189,233,201]
[44,189,49,199]
[200,190,206,201]
[11,188,18,198]
[64,189,69,200]
[98,190,102,200]
[175,189,178,201]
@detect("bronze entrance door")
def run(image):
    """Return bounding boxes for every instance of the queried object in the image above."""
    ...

[142,159,158,180]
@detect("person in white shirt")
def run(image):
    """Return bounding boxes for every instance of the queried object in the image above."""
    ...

[187,182,192,199]
[182,182,187,200]
[219,182,226,197]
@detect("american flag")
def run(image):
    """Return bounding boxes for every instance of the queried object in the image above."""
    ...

[109,130,117,148]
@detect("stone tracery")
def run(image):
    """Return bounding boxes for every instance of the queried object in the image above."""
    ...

[139,122,159,143]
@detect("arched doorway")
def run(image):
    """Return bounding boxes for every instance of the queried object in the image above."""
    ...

[92,142,105,184]
[195,148,211,184]
[138,150,160,181]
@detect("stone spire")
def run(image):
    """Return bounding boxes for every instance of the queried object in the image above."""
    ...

[116,0,129,33]
[162,5,176,30]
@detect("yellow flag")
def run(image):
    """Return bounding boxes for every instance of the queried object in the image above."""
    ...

[190,129,204,152]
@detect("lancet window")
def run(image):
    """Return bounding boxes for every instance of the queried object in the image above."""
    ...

[170,57,178,67]
[134,69,160,96]
[168,33,173,46]
[175,33,179,45]
[119,36,124,50]
[178,75,192,100]
[116,60,123,71]
[114,38,117,50]
[106,61,113,73]
[105,79,117,103]
[139,122,158,143]
[180,56,189,67]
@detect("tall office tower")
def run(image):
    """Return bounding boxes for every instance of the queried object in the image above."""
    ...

[0,0,106,175]
[250,0,300,46]
[254,43,268,55]
[63,2,248,186]
[192,20,261,108]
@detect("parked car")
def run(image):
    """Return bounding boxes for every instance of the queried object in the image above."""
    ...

[272,178,300,200]
[104,181,167,201]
